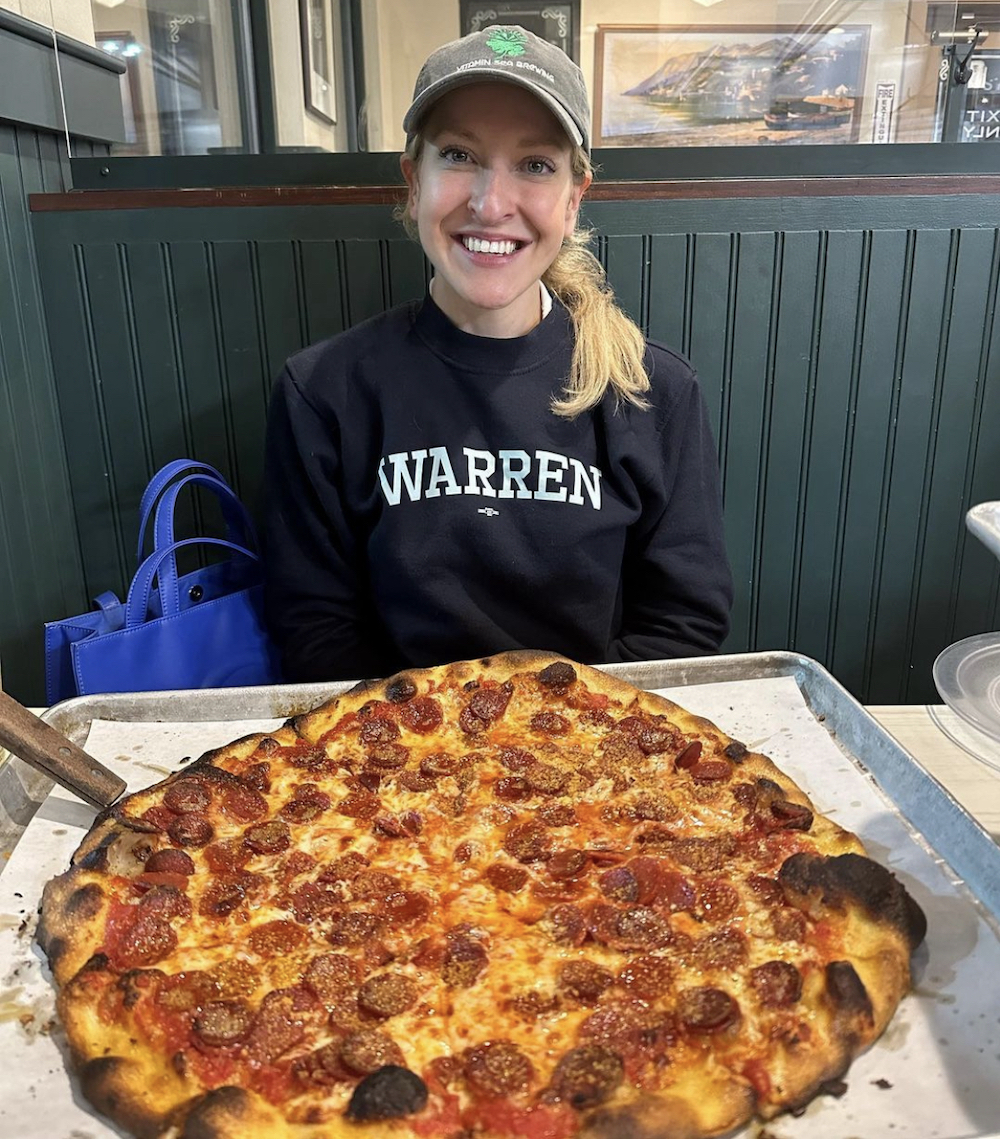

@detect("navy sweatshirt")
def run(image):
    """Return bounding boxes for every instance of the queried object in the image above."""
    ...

[263,294,733,682]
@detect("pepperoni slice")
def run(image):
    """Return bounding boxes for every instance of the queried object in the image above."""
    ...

[617,954,674,1000]
[696,880,740,923]
[494,776,531,802]
[137,884,191,922]
[163,780,210,814]
[382,890,431,923]
[243,761,271,792]
[287,882,347,924]
[358,973,418,1019]
[541,904,586,946]
[337,792,381,819]
[167,814,213,848]
[204,838,252,872]
[303,953,358,1001]
[340,1028,405,1074]
[143,848,195,876]
[547,849,588,880]
[352,870,401,900]
[772,908,808,943]
[693,928,748,970]
[397,770,435,792]
[599,867,639,904]
[637,724,678,755]
[293,1042,350,1087]
[529,711,569,736]
[248,919,308,957]
[345,1066,428,1122]
[246,988,314,1062]
[537,662,576,687]
[367,743,410,770]
[193,1000,253,1047]
[485,864,529,893]
[281,787,332,823]
[318,851,369,882]
[244,818,290,855]
[327,910,385,947]
[525,762,569,795]
[537,803,577,827]
[154,970,218,1012]
[495,747,535,772]
[418,753,459,778]
[690,759,733,783]
[547,1045,623,1109]
[442,931,489,987]
[670,837,729,872]
[199,876,250,919]
[398,696,444,735]
[114,913,177,968]
[503,822,553,863]
[360,718,401,745]
[220,784,267,822]
[558,961,614,1005]
[468,683,513,726]
[677,987,740,1033]
[750,960,802,1007]
[464,1040,534,1097]
[385,677,417,704]
[673,741,703,772]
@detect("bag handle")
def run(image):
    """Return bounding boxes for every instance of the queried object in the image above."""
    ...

[141,471,259,615]
[136,459,226,562]
[125,537,260,628]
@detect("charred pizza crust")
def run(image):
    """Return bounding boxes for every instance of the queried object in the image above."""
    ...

[38,650,926,1139]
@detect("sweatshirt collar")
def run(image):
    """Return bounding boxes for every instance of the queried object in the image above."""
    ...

[413,288,571,374]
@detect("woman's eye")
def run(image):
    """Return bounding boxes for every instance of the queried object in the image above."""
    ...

[440,146,471,164]
[524,158,556,175]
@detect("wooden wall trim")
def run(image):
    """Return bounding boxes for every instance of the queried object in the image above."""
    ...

[28,174,1000,212]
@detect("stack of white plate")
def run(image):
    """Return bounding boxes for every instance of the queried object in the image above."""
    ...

[933,502,1000,771]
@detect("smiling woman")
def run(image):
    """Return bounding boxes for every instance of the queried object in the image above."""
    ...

[261,24,734,684]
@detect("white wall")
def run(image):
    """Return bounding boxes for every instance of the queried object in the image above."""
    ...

[1,0,95,43]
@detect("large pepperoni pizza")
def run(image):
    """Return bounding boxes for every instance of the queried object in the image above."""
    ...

[38,651,926,1139]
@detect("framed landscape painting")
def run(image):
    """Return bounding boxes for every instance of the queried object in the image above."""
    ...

[594,24,869,147]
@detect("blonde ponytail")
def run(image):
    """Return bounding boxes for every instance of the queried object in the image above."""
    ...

[398,138,650,418]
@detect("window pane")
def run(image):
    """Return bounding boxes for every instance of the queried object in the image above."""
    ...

[91,0,245,155]
[345,0,1000,150]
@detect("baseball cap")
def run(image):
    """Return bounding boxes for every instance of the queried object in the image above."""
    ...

[403,25,591,153]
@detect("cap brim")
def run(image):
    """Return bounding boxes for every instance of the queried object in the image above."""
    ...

[403,71,585,150]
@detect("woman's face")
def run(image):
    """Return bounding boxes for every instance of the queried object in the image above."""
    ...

[401,82,591,338]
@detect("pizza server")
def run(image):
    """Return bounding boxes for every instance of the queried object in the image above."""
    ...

[0,687,126,809]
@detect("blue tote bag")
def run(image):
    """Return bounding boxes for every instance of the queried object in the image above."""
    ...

[44,460,283,702]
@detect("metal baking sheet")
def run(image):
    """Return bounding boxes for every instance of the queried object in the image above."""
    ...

[2,650,999,1139]
[10,649,999,923]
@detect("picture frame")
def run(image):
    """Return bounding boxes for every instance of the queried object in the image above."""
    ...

[460,1,579,63]
[299,0,336,124]
[594,24,870,148]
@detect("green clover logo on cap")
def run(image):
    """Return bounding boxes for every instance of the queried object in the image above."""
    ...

[486,28,526,57]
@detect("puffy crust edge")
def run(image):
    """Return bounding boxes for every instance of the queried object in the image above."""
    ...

[581,1079,755,1139]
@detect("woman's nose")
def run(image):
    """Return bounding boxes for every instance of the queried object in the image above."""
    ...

[468,168,514,222]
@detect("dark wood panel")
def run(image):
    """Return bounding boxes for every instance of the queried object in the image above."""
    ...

[29,175,1000,212]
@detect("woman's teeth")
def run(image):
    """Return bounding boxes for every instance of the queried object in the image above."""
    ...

[462,237,519,255]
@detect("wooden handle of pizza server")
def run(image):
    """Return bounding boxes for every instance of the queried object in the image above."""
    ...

[0,687,127,809]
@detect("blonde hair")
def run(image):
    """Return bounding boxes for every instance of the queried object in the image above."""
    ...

[398,136,650,418]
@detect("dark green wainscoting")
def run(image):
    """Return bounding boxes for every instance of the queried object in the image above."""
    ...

[27,188,1000,705]
[0,124,113,705]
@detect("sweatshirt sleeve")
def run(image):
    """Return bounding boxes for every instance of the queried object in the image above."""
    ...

[262,364,392,682]
[606,368,733,662]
